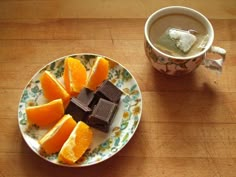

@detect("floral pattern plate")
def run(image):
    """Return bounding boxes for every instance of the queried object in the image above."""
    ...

[18,53,142,167]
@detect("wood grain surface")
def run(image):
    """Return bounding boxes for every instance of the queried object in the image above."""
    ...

[0,1,236,177]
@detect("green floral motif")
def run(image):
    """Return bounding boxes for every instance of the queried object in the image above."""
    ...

[108,67,133,88]
[21,81,42,105]
[79,55,96,71]
[48,59,64,78]
[121,69,132,81]
[31,85,40,94]
[22,90,29,101]
[18,107,27,125]
[46,153,58,161]
[49,61,56,70]
[17,53,142,167]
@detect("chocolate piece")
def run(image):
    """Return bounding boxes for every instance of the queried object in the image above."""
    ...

[77,87,96,108]
[95,80,122,103]
[88,98,118,132]
[65,97,92,122]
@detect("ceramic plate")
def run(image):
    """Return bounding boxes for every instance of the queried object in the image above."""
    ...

[18,53,142,167]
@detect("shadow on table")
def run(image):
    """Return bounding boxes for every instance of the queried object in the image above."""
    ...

[149,66,219,123]
[145,67,221,159]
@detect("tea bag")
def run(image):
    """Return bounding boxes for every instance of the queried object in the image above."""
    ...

[156,28,197,56]
[168,28,197,53]
[156,28,183,56]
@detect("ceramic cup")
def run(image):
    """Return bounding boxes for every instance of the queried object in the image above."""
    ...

[144,6,226,76]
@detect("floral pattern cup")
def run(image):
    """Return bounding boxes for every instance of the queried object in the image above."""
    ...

[144,6,226,76]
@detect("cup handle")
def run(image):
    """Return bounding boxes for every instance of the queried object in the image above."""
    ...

[202,46,226,72]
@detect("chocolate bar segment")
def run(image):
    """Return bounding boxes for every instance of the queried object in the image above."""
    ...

[65,97,92,122]
[88,98,118,132]
[77,87,96,108]
[95,80,122,103]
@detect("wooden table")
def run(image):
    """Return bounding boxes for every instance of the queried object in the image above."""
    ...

[1,1,236,177]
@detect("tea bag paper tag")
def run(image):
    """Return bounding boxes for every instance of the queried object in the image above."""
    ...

[203,59,223,73]
[168,28,197,53]
[202,46,226,73]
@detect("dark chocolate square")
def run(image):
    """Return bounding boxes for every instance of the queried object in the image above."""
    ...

[95,80,122,103]
[88,98,118,132]
[77,87,96,108]
[65,97,92,122]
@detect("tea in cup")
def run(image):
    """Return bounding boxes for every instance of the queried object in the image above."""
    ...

[144,6,226,76]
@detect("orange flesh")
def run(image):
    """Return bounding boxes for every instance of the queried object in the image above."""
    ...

[40,71,70,107]
[63,57,87,96]
[26,99,64,127]
[39,114,76,154]
[87,57,109,91]
[58,121,93,164]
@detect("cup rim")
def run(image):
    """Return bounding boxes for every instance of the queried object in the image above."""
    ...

[144,6,214,60]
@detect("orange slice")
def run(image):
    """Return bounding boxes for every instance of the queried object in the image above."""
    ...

[39,114,76,154]
[63,57,87,96]
[40,71,70,107]
[58,121,93,164]
[87,57,109,90]
[26,99,64,127]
